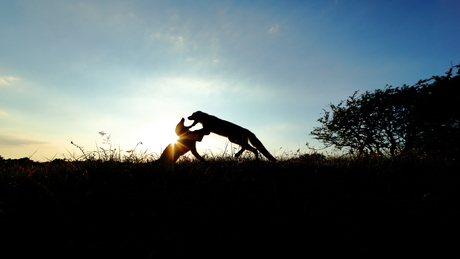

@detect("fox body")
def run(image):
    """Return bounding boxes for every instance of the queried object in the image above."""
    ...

[188,111,277,161]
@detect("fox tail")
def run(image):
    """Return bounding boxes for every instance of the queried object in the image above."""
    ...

[248,132,277,162]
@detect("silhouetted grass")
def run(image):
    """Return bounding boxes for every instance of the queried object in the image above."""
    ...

[1,154,459,257]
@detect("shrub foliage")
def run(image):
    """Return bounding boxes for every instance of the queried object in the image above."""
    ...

[311,64,460,158]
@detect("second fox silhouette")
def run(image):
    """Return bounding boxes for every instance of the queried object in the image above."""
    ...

[188,111,277,161]
[158,118,209,164]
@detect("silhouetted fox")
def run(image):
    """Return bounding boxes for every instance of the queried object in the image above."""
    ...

[158,118,209,164]
[188,111,277,161]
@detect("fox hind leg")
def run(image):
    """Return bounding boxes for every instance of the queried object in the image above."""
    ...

[230,134,259,160]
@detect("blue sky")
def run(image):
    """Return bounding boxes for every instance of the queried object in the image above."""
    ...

[1,0,459,161]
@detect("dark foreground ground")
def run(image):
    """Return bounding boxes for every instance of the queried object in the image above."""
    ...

[1,155,459,257]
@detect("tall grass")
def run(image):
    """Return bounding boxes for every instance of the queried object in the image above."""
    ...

[69,131,156,163]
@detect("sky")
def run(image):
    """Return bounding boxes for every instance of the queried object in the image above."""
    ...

[1,0,459,161]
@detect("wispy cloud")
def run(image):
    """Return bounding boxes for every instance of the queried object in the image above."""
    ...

[0,76,19,86]
[151,32,185,49]
[0,110,8,116]
[145,76,227,96]
[0,134,47,146]
[268,24,279,34]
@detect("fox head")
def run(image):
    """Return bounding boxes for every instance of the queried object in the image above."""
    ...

[188,111,207,121]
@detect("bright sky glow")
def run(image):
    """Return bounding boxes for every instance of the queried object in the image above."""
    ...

[1,0,459,161]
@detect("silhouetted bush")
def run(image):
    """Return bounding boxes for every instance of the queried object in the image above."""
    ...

[311,63,460,158]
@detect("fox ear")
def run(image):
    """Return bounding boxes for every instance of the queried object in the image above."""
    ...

[176,118,185,128]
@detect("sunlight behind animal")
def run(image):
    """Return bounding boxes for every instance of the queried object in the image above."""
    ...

[153,127,181,149]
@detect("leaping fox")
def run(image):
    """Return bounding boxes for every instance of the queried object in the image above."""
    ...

[188,111,277,161]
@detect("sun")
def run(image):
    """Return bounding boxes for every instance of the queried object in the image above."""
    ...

[166,129,180,146]
[150,126,180,149]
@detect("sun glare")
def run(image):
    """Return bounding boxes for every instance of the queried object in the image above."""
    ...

[151,126,180,149]
[167,131,180,146]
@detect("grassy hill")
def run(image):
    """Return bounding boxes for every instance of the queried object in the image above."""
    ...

[1,155,459,257]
